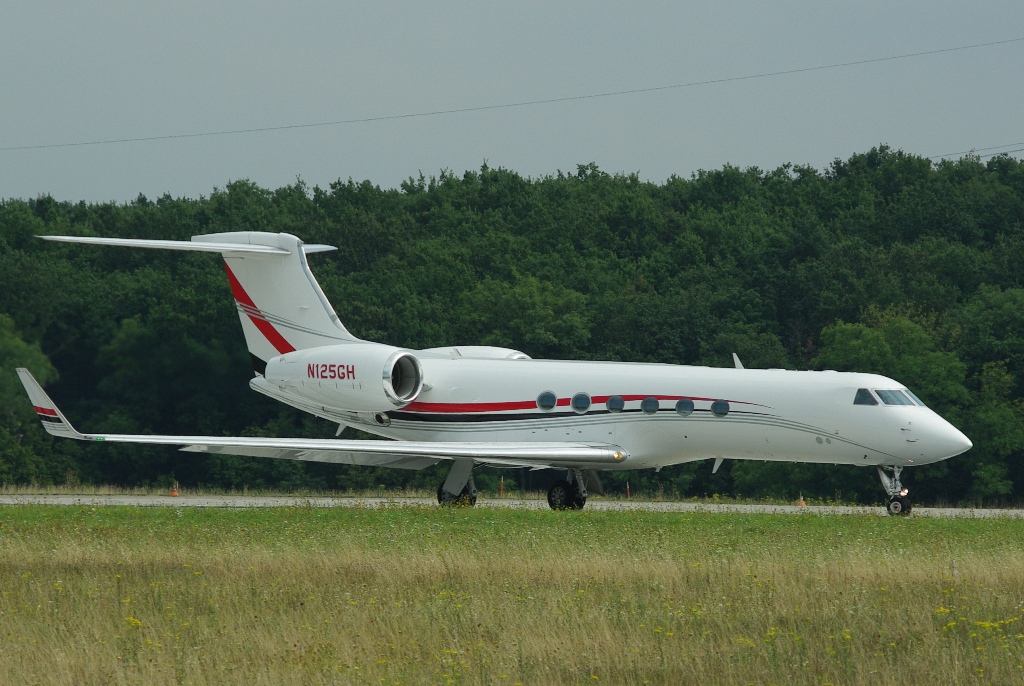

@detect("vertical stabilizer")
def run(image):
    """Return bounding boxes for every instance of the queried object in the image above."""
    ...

[191,232,358,370]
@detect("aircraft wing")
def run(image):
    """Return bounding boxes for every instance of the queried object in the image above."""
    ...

[16,368,628,470]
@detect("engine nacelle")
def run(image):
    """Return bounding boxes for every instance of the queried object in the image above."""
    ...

[265,343,423,412]
[419,346,531,360]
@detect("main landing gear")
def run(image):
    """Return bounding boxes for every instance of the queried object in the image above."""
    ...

[437,458,477,507]
[878,465,912,516]
[435,462,600,510]
[437,481,476,507]
[547,469,588,510]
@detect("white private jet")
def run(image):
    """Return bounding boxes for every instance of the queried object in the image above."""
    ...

[17,232,973,515]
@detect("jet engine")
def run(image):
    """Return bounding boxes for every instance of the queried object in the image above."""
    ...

[264,343,424,412]
[419,345,531,360]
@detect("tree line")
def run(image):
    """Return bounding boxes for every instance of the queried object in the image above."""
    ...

[2,146,1023,504]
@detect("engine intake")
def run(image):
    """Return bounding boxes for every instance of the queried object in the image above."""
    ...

[383,351,424,405]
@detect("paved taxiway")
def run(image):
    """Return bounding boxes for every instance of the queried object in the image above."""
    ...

[0,494,1021,517]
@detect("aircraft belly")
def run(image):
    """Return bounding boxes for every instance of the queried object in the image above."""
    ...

[382,409,897,470]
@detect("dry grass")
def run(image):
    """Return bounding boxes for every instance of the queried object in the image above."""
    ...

[1,506,1022,685]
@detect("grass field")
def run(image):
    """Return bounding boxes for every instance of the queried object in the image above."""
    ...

[1,506,1023,685]
[0,483,817,505]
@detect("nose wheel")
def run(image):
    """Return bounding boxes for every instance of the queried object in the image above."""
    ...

[886,495,911,516]
[878,465,912,516]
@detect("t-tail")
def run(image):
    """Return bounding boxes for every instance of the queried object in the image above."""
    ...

[41,232,358,373]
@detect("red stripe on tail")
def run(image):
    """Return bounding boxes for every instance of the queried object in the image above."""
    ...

[223,262,296,354]
[33,406,58,416]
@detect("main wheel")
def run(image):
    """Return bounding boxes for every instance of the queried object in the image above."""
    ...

[437,482,476,507]
[886,495,912,516]
[547,480,574,510]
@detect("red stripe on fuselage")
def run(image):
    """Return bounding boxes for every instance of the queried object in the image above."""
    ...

[404,400,538,413]
[33,406,58,416]
[223,261,296,354]
[403,395,766,413]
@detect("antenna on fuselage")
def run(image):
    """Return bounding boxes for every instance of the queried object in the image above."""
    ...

[732,353,744,369]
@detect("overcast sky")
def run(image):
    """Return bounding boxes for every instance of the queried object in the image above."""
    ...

[2,1,1022,203]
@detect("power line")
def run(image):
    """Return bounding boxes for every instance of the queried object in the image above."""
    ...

[930,141,1024,159]
[3,36,1022,153]
[980,147,1024,159]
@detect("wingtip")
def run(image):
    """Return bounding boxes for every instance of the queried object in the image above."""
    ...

[15,368,84,439]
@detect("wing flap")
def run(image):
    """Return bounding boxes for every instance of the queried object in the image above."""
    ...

[181,444,441,470]
[169,436,626,465]
[17,368,628,469]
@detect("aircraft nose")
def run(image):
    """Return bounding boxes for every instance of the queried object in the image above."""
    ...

[930,419,973,459]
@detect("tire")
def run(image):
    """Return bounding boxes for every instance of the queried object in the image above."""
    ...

[886,496,911,516]
[569,486,587,510]
[438,482,476,507]
[547,480,573,510]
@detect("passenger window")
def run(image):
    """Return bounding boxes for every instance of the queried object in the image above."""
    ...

[641,397,659,415]
[675,399,694,416]
[711,400,730,417]
[876,390,914,406]
[571,393,591,414]
[606,395,624,413]
[537,391,557,411]
[853,388,878,406]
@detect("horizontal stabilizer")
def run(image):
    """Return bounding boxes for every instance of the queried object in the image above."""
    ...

[40,232,352,362]
[41,235,291,255]
[40,235,337,256]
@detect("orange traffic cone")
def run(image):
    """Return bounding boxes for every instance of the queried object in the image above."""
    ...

[170,481,179,497]
[798,492,806,507]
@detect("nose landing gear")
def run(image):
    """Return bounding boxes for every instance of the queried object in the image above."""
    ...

[878,465,912,516]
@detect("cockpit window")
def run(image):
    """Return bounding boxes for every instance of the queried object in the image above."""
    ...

[853,388,878,405]
[876,389,914,406]
[904,389,926,407]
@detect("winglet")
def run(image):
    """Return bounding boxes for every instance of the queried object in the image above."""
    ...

[15,368,87,440]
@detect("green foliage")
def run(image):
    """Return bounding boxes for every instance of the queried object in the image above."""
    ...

[815,309,970,416]
[2,147,1024,503]
[0,314,57,424]
[458,276,590,357]
[0,314,64,484]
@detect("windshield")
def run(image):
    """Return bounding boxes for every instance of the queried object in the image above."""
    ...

[853,388,878,405]
[875,389,914,406]
[903,389,927,407]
